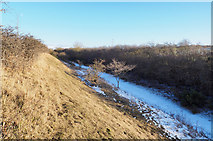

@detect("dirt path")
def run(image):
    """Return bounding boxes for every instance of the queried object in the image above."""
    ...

[1,53,167,139]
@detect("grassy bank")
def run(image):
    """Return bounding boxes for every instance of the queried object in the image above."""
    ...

[1,27,166,139]
[54,45,212,112]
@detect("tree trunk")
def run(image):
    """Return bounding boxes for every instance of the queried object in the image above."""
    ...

[116,77,120,88]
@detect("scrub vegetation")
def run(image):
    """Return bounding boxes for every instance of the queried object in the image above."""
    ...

[1,27,48,71]
[54,43,212,112]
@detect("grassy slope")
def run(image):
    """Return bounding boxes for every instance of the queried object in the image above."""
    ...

[2,53,165,139]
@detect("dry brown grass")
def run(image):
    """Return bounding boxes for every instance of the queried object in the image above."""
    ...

[1,53,166,139]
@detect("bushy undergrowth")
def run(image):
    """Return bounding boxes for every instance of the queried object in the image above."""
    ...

[54,44,212,110]
[1,27,48,71]
[179,89,207,113]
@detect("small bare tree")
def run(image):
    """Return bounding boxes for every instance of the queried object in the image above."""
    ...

[86,59,105,84]
[107,59,136,88]
[76,60,83,68]
[178,39,191,47]
[73,42,83,52]
[0,1,7,29]
[0,1,7,13]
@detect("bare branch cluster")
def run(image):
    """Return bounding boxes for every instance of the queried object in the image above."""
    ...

[91,59,106,74]
[0,1,7,13]
[2,26,48,72]
[107,59,136,77]
[76,60,83,67]
[86,59,105,84]
[107,59,136,88]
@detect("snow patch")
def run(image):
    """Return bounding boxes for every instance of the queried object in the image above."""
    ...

[92,86,106,96]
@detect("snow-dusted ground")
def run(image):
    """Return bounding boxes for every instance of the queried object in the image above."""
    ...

[101,73,211,138]
[62,60,212,139]
[100,73,211,139]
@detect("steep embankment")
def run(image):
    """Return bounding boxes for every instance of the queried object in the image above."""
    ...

[2,53,165,139]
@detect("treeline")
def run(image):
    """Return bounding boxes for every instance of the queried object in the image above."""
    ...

[2,27,48,71]
[54,44,212,111]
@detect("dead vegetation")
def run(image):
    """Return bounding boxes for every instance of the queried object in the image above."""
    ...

[107,59,136,88]
[1,53,167,139]
[54,45,212,111]
[1,26,48,71]
[85,59,106,84]
[1,29,167,139]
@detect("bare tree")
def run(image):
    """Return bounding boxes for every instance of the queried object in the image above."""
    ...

[107,59,136,88]
[73,42,84,52]
[178,39,191,46]
[0,1,7,29]
[76,60,83,68]
[86,59,105,84]
[0,1,7,13]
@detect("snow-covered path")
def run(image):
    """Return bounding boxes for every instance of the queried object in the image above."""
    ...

[63,61,212,139]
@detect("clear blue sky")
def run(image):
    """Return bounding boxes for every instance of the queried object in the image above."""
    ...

[2,2,211,48]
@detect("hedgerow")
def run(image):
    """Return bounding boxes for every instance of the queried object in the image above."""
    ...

[1,26,48,71]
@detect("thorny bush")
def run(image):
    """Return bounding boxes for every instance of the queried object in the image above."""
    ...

[1,27,48,71]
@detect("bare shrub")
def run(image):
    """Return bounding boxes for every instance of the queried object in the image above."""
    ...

[85,59,105,84]
[107,59,136,88]
[0,1,7,13]
[49,48,58,57]
[57,52,68,61]
[178,39,191,47]
[73,42,83,52]
[76,60,83,68]
[1,26,48,71]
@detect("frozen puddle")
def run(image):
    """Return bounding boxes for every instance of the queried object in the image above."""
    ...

[62,61,212,139]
